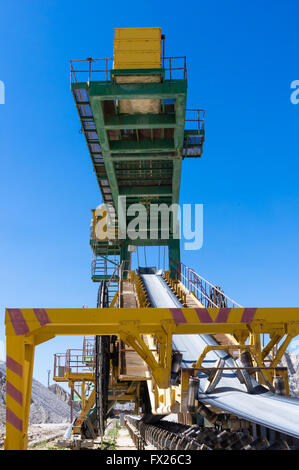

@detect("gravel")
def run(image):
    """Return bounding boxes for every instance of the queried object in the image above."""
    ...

[0,361,74,426]
[280,351,299,397]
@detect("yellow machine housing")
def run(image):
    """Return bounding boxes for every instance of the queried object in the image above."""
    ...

[114,27,161,69]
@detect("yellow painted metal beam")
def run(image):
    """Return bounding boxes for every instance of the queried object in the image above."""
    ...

[109,291,118,308]
[261,332,284,361]
[4,306,299,449]
[6,308,299,337]
[270,334,295,367]
[5,336,33,450]
[72,388,95,434]
[65,372,94,382]
[194,344,252,368]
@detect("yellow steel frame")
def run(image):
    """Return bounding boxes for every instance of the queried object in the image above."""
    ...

[134,275,150,307]
[164,272,187,305]
[71,386,138,435]
[194,344,253,368]
[55,371,140,435]
[72,388,95,434]
[4,306,299,449]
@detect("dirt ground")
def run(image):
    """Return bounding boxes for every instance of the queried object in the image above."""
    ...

[0,421,154,451]
[115,427,136,450]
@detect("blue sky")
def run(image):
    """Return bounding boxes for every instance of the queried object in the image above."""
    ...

[0,0,299,387]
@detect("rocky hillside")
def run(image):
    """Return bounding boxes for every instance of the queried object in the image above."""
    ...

[280,351,299,397]
[49,383,72,404]
[0,362,74,426]
[49,383,81,412]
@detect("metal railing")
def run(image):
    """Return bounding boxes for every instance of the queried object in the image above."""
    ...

[70,58,113,83]
[53,353,67,378]
[91,254,119,278]
[53,349,95,378]
[185,109,205,132]
[53,349,96,378]
[82,336,96,359]
[70,56,187,84]
[174,262,243,309]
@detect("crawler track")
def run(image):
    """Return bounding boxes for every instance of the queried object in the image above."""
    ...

[125,416,293,450]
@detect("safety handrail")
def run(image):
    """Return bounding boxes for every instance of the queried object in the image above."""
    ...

[53,350,96,377]
[185,109,205,131]
[176,262,243,309]
[70,56,187,84]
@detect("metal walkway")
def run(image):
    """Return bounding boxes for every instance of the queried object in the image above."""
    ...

[141,273,299,439]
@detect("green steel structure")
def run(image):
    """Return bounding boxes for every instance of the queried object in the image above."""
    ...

[71,54,205,281]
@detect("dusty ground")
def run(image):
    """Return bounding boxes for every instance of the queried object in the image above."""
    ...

[0,362,75,426]
[0,421,156,451]
[0,423,69,450]
[115,427,136,450]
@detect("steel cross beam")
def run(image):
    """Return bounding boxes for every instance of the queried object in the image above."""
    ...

[89,96,119,210]
[82,79,187,100]
[4,306,299,449]
[104,113,176,129]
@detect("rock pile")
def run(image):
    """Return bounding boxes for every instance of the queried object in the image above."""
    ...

[0,361,73,426]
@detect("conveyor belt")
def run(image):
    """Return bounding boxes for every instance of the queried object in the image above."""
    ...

[141,273,299,439]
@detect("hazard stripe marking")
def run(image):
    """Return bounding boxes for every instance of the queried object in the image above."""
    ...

[241,308,257,323]
[6,381,22,406]
[6,356,23,377]
[6,408,23,432]
[170,308,187,324]
[6,309,30,335]
[215,308,231,323]
[194,308,213,323]
[33,308,52,326]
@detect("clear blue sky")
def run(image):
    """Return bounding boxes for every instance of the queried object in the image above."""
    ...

[0,0,299,387]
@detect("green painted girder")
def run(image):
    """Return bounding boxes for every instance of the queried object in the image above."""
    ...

[126,223,178,236]
[118,182,172,187]
[110,154,176,161]
[119,185,172,196]
[172,158,182,205]
[90,240,121,254]
[116,162,172,168]
[119,183,172,188]
[118,177,172,183]
[93,250,121,257]
[123,238,174,247]
[171,93,187,204]
[92,251,121,258]
[111,68,164,78]
[116,170,172,175]
[184,129,205,137]
[104,113,176,129]
[169,238,181,278]
[74,78,188,223]
[80,79,187,100]
[92,275,119,282]
[109,139,175,154]
[97,255,119,266]
[116,167,173,174]
[88,97,119,209]
[123,198,172,206]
